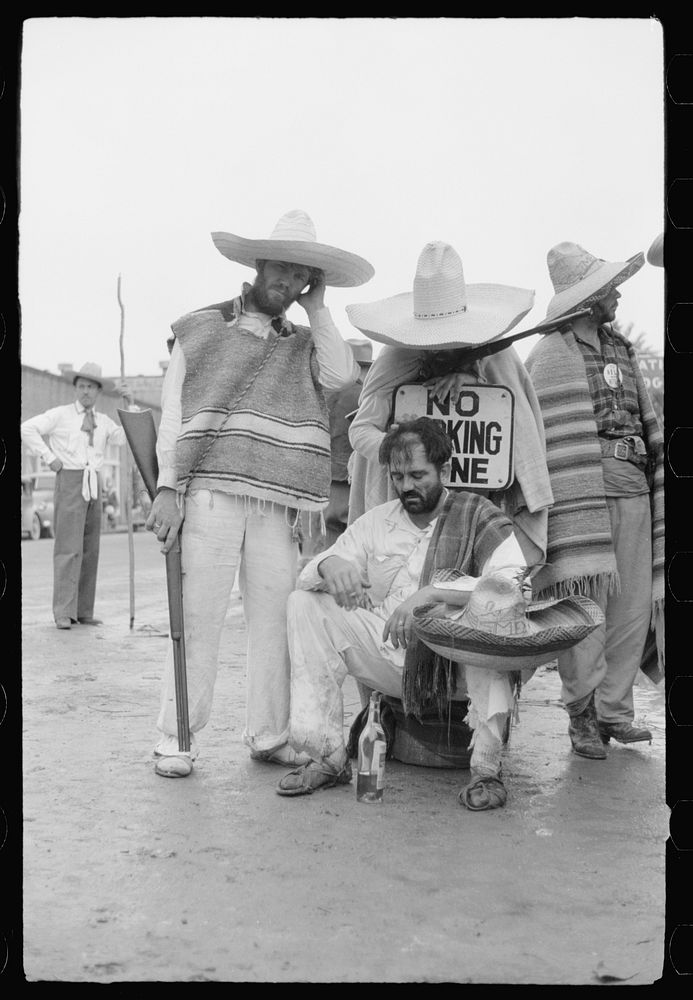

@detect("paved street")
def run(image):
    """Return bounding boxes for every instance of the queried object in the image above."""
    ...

[20,530,667,984]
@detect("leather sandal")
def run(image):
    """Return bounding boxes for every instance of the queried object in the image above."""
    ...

[251,746,312,766]
[458,773,507,811]
[154,754,193,778]
[276,760,352,797]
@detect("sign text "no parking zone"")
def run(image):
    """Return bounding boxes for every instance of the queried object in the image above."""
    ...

[393,384,515,490]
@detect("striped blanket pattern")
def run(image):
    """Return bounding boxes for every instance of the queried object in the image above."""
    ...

[173,307,331,511]
[401,490,515,719]
[525,328,664,672]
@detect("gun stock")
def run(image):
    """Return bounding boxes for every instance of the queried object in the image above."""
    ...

[117,407,190,753]
[117,408,160,502]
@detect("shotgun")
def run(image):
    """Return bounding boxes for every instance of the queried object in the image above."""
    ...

[118,407,190,753]
[449,309,592,365]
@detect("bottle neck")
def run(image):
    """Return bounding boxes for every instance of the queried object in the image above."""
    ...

[370,695,381,725]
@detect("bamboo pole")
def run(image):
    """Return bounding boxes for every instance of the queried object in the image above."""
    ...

[117,273,136,629]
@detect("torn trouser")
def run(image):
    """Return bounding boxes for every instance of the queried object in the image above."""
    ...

[286,589,514,776]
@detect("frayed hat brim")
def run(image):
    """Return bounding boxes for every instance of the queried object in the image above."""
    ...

[545,253,645,324]
[412,595,604,671]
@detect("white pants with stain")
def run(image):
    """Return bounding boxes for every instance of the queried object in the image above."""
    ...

[155,490,298,758]
[286,589,513,777]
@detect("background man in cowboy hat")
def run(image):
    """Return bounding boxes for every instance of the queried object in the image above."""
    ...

[146,209,374,778]
[276,418,529,810]
[21,362,136,629]
[299,337,373,564]
[345,241,554,577]
[525,241,664,759]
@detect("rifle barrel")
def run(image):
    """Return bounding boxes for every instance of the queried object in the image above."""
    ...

[455,309,593,364]
[118,407,191,754]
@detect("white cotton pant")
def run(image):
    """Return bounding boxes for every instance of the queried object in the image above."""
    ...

[286,589,513,777]
[155,490,298,757]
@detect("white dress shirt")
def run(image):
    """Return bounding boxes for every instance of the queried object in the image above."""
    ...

[298,497,527,621]
[21,401,131,500]
[157,304,359,490]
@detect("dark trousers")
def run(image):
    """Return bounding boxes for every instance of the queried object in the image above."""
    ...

[52,470,102,621]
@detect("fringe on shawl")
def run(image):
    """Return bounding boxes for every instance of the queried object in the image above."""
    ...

[401,648,457,722]
[534,569,620,604]
[184,487,326,543]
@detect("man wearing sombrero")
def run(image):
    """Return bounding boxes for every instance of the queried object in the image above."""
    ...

[525,242,664,758]
[21,363,136,629]
[146,209,374,778]
[275,418,603,809]
[346,241,554,574]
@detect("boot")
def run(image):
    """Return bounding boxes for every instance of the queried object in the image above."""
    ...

[566,691,607,759]
[598,721,652,745]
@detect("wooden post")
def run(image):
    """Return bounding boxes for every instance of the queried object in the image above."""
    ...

[118,273,136,629]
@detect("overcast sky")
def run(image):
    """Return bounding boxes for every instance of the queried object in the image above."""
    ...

[19,16,665,378]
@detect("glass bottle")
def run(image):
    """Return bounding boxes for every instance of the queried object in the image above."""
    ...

[356,691,386,803]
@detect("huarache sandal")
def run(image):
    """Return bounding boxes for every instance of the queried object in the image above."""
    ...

[276,760,352,797]
[458,773,507,811]
[250,746,312,766]
[154,754,193,778]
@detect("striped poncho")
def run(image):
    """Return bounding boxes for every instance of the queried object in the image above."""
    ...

[172,306,331,512]
[525,328,664,675]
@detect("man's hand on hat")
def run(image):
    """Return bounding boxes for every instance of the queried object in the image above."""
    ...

[146,488,183,555]
[297,269,326,315]
[382,588,436,649]
[318,554,371,611]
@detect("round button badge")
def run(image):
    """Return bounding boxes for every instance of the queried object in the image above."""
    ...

[603,363,623,389]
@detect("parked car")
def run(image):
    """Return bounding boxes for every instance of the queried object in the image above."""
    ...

[21,471,56,540]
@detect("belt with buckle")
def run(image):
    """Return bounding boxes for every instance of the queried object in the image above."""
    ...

[599,436,647,466]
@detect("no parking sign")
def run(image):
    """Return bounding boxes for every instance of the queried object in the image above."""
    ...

[392,383,515,490]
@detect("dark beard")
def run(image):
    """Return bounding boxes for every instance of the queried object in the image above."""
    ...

[592,298,616,325]
[399,483,444,514]
[250,275,295,316]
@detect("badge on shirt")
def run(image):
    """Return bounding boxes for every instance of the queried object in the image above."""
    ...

[603,363,623,390]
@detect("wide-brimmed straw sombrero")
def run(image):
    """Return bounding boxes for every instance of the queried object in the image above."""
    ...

[62,362,114,392]
[211,209,374,288]
[346,241,535,350]
[412,569,604,672]
[646,232,664,268]
[544,241,645,323]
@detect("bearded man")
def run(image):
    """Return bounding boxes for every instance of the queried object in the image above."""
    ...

[147,209,374,778]
[276,418,530,810]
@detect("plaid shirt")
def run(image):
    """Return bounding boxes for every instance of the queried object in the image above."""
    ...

[573,326,644,438]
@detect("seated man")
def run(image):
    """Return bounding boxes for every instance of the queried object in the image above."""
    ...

[277,418,529,811]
